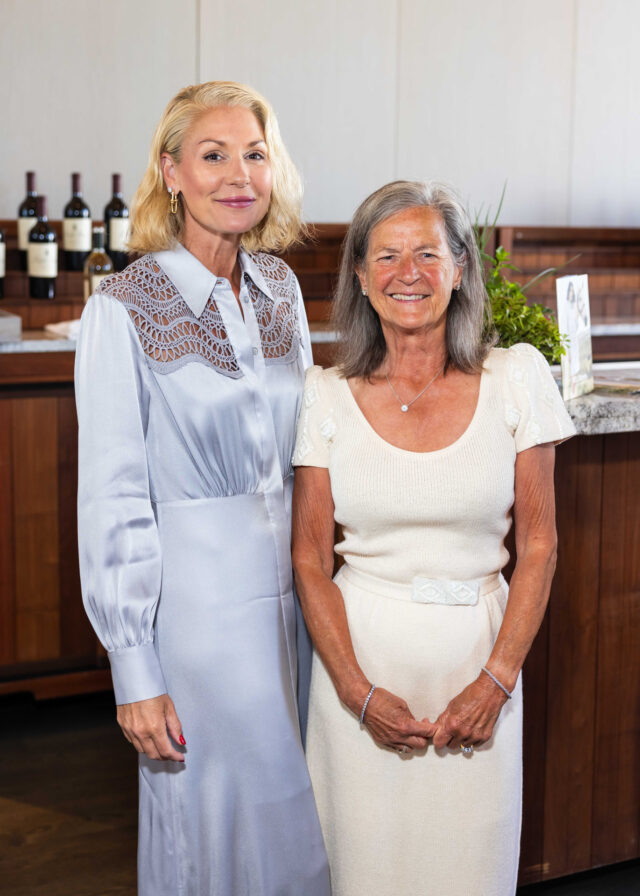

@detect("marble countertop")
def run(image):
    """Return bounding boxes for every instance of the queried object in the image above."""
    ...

[0,329,77,353]
[2,328,640,436]
[0,325,337,353]
[561,363,640,435]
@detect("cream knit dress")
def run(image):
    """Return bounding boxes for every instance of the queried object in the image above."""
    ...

[293,343,576,896]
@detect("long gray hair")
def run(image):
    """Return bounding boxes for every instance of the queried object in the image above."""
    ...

[332,180,494,377]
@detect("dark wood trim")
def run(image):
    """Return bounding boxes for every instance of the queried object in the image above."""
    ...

[0,351,75,385]
[0,401,16,666]
[0,668,112,699]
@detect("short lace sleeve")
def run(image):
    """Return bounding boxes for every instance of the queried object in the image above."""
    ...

[293,366,336,468]
[504,343,576,452]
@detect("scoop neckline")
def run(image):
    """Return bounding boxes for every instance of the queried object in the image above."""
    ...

[340,364,489,458]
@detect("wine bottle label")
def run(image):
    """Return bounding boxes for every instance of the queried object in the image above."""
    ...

[63,218,92,251]
[84,272,110,302]
[91,272,109,294]
[109,217,130,252]
[18,216,37,250]
[0,242,5,277]
[28,243,58,278]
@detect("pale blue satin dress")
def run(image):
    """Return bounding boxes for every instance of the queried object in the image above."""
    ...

[75,244,330,896]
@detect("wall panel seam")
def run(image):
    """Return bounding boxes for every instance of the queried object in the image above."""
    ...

[567,0,579,225]
[393,0,401,178]
[195,0,201,84]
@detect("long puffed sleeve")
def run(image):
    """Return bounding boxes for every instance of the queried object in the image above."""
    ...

[75,293,167,705]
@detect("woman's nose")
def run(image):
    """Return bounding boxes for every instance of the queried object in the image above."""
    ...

[397,256,419,281]
[229,156,250,185]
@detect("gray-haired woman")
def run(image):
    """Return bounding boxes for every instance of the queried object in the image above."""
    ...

[291,181,575,895]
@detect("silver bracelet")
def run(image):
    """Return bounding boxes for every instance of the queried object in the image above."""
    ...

[481,666,512,700]
[359,684,376,725]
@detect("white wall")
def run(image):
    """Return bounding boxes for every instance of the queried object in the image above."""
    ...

[1,0,638,226]
[0,0,198,222]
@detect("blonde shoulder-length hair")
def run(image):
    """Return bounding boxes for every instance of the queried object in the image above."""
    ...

[128,81,305,255]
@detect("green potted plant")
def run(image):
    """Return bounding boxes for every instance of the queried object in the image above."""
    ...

[475,191,568,364]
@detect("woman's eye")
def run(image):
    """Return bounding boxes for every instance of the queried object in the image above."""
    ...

[247,151,266,161]
[421,252,434,259]
[204,152,223,162]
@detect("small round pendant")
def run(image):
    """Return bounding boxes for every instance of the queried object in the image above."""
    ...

[401,404,409,412]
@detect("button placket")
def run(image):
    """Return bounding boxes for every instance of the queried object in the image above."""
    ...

[211,278,255,372]
[240,276,265,370]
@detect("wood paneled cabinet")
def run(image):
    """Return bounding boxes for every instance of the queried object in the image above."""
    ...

[0,364,111,698]
[519,431,640,882]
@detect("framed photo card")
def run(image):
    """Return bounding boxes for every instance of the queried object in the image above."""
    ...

[556,274,594,400]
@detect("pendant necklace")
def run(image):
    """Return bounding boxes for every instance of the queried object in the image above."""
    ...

[385,365,444,413]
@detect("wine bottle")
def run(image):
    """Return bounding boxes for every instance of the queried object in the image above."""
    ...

[83,226,114,302]
[63,172,92,271]
[17,171,38,271]
[28,196,58,300]
[0,229,5,299]
[104,173,130,271]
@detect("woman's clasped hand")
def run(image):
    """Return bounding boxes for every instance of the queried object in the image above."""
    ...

[360,673,508,753]
[428,673,510,749]
[358,686,435,752]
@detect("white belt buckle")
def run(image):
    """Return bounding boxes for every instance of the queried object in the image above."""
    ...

[411,577,479,606]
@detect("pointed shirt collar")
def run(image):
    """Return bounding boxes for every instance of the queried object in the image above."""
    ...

[153,243,275,319]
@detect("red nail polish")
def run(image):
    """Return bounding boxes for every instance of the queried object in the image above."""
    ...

[179,735,186,746]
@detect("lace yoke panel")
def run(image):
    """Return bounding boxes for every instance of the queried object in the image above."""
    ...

[96,256,242,378]
[247,253,300,364]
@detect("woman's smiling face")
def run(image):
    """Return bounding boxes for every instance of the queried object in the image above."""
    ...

[162,105,273,243]
[357,206,462,337]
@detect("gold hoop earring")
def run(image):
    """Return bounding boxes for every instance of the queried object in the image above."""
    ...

[169,190,179,215]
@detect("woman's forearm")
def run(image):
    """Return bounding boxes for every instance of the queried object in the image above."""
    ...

[484,539,557,692]
[293,560,371,715]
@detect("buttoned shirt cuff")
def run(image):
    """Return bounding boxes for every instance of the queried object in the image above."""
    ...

[108,642,168,705]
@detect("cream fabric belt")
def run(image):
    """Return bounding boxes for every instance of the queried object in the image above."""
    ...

[339,565,503,607]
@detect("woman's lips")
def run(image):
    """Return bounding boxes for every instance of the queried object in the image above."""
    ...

[216,197,255,208]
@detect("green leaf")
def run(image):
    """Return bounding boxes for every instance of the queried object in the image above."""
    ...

[476,192,567,364]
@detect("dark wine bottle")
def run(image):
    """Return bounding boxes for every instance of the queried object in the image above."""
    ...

[17,171,38,271]
[104,173,130,271]
[0,229,5,299]
[28,196,58,300]
[83,226,114,301]
[63,172,92,271]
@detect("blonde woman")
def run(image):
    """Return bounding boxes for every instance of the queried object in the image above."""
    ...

[75,82,330,896]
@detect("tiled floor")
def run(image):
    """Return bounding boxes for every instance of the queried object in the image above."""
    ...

[2,692,639,896]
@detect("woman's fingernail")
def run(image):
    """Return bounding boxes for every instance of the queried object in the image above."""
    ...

[179,735,186,745]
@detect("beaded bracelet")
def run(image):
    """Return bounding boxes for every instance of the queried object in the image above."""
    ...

[481,666,512,699]
[359,684,376,725]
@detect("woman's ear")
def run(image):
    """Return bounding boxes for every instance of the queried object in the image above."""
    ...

[355,266,367,296]
[160,154,178,193]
